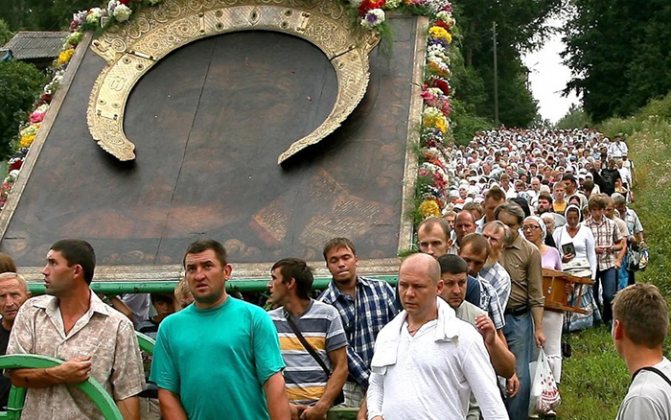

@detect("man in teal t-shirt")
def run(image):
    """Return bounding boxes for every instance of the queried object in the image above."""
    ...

[150,239,289,419]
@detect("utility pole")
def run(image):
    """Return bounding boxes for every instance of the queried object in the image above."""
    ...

[492,21,499,126]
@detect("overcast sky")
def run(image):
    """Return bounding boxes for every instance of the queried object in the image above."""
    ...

[522,17,580,124]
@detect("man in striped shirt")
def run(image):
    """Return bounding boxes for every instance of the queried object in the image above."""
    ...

[268,258,348,420]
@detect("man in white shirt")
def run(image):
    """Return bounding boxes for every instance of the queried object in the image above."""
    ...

[366,253,507,420]
[613,284,671,420]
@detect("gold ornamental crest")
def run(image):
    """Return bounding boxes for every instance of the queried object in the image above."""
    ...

[87,0,379,164]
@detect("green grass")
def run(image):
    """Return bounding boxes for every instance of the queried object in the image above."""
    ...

[556,92,671,419]
[558,328,629,419]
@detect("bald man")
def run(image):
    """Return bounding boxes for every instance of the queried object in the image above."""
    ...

[366,254,507,420]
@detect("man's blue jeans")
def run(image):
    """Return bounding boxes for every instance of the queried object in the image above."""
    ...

[503,311,535,420]
[593,267,616,323]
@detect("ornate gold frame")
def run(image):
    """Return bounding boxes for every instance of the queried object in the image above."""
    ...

[87,0,379,164]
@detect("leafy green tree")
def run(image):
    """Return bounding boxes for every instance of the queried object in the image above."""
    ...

[0,60,45,159]
[556,104,591,129]
[0,0,93,30]
[0,18,12,45]
[451,0,558,128]
[563,0,671,122]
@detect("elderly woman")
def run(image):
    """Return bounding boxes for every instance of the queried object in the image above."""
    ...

[553,205,599,331]
[522,216,564,393]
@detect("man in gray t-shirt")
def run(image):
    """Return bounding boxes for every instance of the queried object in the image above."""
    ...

[613,284,671,419]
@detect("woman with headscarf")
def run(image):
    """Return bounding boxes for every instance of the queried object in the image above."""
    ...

[522,216,564,397]
[552,205,600,332]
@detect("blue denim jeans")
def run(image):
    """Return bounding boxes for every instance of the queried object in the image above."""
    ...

[503,311,535,420]
[594,267,617,323]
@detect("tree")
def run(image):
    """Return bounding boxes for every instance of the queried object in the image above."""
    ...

[451,0,559,128]
[0,0,93,31]
[0,18,12,45]
[555,104,591,129]
[563,0,671,122]
[0,60,45,160]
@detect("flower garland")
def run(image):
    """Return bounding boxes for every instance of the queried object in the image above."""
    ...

[416,7,455,219]
[2,0,456,222]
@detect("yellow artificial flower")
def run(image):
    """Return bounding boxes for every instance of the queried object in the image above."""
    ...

[419,199,441,218]
[57,48,75,66]
[19,134,36,148]
[429,26,452,44]
[423,113,447,134]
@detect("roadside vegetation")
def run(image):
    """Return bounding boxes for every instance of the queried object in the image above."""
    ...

[557,92,671,419]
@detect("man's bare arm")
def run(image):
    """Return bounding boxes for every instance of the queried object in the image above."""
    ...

[9,357,91,388]
[116,396,140,420]
[157,389,188,420]
[264,371,291,420]
[475,315,516,378]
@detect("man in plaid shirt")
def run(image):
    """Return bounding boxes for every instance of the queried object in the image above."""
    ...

[318,238,400,410]
[584,194,625,327]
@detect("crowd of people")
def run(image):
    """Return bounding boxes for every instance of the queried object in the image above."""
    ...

[0,128,666,420]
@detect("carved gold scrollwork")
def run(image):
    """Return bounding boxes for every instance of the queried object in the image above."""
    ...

[87,0,379,163]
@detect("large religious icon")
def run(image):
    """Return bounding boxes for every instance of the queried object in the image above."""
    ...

[0,0,427,281]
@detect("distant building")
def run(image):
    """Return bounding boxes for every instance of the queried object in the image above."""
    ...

[2,31,68,68]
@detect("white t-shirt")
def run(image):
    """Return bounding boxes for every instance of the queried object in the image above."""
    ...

[616,358,671,420]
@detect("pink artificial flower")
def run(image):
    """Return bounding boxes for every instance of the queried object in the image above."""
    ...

[29,111,46,124]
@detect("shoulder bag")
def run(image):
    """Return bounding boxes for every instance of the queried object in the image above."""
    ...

[285,313,345,406]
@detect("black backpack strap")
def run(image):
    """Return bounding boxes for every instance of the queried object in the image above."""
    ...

[285,311,332,377]
[631,366,671,388]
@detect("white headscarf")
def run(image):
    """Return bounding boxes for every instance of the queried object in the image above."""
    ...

[524,215,546,241]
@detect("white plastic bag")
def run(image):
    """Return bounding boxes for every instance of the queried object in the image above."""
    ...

[528,349,561,415]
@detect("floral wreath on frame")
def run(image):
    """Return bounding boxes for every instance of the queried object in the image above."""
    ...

[3,0,455,231]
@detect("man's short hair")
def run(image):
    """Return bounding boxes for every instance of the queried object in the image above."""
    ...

[437,254,468,275]
[150,293,175,307]
[588,194,608,210]
[0,272,29,293]
[538,192,553,204]
[508,197,531,218]
[271,258,314,300]
[460,233,490,256]
[582,178,595,190]
[613,284,668,348]
[418,216,451,239]
[183,239,228,267]
[0,253,17,274]
[51,239,96,284]
[562,173,577,185]
[494,202,525,225]
[485,187,506,202]
[462,202,482,215]
[611,193,626,205]
[323,237,356,261]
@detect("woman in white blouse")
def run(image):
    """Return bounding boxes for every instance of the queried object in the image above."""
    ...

[553,204,599,331]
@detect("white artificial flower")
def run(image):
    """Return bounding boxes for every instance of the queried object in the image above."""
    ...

[385,0,402,8]
[361,8,385,28]
[6,169,20,182]
[107,0,119,14]
[113,4,133,22]
[86,8,103,24]
[436,10,453,21]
